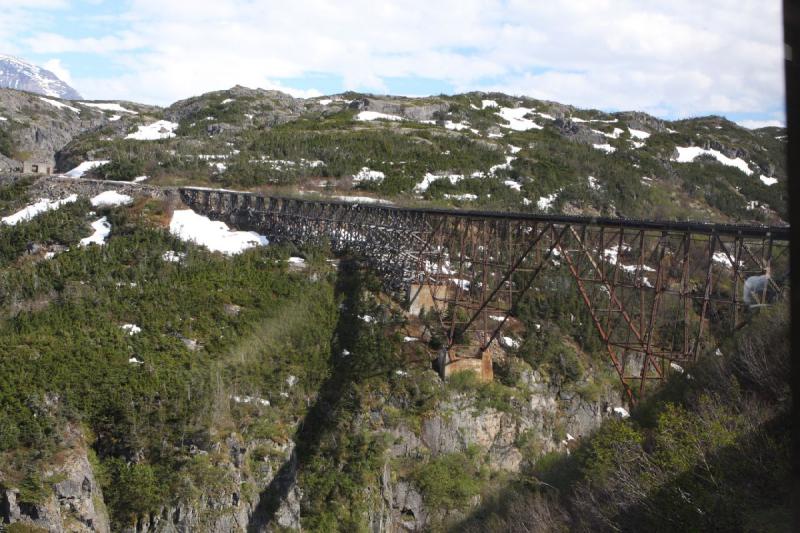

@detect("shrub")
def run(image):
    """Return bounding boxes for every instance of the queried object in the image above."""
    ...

[412,446,486,510]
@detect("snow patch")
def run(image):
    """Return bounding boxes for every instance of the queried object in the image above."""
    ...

[444,193,477,201]
[318,98,333,105]
[90,190,133,207]
[481,99,499,109]
[39,97,80,113]
[125,120,179,140]
[593,143,616,154]
[587,176,600,190]
[414,172,464,193]
[231,395,270,406]
[503,179,522,191]
[356,111,403,122]
[670,362,685,374]
[162,250,186,263]
[712,251,743,268]
[673,146,753,175]
[169,209,268,255]
[1,195,77,225]
[352,167,385,183]
[80,217,111,246]
[64,160,110,178]
[613,407,630,418]
[121,323,141,335]
[332,195,393,205]
[495,106,543,131]
[759,175,778,186]
[628,127,650,139]
[500,336,520,349]
[133,175,149,183]
[537,193,558,211]
[82,102,137,114]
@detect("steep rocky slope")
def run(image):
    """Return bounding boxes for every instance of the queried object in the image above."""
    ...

[0,55,82,100]
[0,88,159,170]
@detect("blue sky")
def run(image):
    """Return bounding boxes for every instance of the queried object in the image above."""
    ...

[1,0,786,128]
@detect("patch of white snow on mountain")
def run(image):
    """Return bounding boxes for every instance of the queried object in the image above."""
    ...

[64,160,110,178]
[759,175,778,186]
[537,193,558,211]
[593,143,616,154]
[504,179,522,191]
[82,102,138,114]
[481,99,499,109]
[125,120,179,140]
[444,193,477,201]
[571,116,618,124]
[169,209,268,255]
[162,250,186,262]
[628,128,650,139]
[500,336,520,349]
[712,251,743,268]
[318,98,332,105]
[90,190,133,207]
[352,167,385,183]
[332,195,394,205]
[487,155,516,175]
[414,172,464,192]
[39,97,80,113]
[80,217,111,246]
[673,146,752,175]
[133,176,149,183]
[593,127,625,139]
[356,111,403,121]
[221,98,234,104]
[1,195,77,225]
[0,116,7,121]
[588,176,600,190]
[508,145,522,153]
[121,323,141,335]
[496,107,543,131]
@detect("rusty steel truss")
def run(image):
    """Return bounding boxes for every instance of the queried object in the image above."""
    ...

[180,188,790,403]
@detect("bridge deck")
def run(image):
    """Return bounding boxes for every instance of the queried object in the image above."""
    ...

[179,187,791,240]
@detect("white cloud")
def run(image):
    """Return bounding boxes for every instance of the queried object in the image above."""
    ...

[3,0,785,122]
[42,58,72,84]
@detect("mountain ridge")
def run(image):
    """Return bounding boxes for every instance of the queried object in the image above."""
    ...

[0,54,82,100]
[0,85,787,226]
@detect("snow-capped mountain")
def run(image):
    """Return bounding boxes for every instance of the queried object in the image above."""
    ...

[0,54,82,100]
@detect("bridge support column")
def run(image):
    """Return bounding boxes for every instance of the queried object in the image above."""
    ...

[439,348,493,383]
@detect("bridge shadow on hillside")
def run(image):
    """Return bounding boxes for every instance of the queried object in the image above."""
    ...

[246,257,398,531]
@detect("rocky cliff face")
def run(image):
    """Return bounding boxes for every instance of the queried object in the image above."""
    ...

[1,425,110,533]
[370,367,618,531]
[0,89,108,168]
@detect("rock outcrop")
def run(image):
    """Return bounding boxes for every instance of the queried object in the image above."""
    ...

[1,426,110,532]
